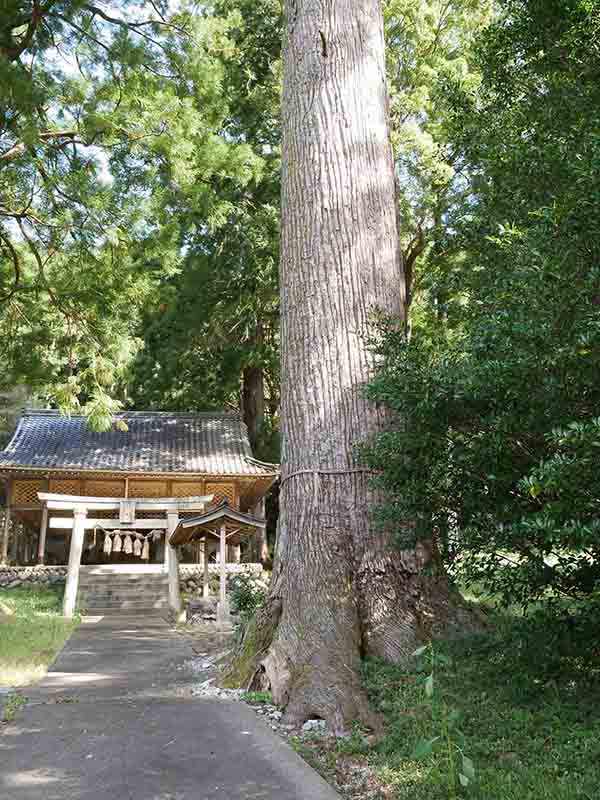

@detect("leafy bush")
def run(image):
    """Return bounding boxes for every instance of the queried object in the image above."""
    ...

[229,572,269,619]
[365,0,600,613]
[359,619,600,800]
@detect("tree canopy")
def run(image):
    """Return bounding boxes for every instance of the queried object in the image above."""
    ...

[367,0,600,610]
[0,1,273,429]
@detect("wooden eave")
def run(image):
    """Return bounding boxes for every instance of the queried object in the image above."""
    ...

[0,466,278,480]
[170,501,266,547]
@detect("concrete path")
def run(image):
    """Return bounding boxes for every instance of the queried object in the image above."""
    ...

[1,616,339,800]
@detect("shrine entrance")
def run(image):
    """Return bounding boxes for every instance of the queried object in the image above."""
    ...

[0,410,278,572]
[38,491,214,617]
[84,527,165,565]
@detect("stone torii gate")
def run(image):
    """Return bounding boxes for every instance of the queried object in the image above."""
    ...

[38,492,214,617]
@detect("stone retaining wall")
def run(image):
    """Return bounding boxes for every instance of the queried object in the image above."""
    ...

[0,566,67,589]
[179,563,263,594]
[0,563,263,590]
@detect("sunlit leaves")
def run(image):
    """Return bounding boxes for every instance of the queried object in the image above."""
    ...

[366,0,600,609]
[0,1,278,429]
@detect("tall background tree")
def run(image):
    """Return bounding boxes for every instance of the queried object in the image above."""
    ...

[129,0,282,458]
[0,1,272,429]
[384,0,491,308]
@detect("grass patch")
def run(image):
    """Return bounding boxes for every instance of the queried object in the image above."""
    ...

[359,613,600,799]
[0,586,79,687]
[2,693,26,722]
[289,737,328,774]
[241,690,273,704]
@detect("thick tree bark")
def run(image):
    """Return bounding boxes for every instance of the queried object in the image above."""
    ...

[227,0,477,733]
[242,364,265,454]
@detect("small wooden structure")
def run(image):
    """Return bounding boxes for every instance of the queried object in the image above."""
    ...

[170,501,267,623]
[0,410,278,617]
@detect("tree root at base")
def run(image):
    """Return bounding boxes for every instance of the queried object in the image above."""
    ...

[221,597,282,690]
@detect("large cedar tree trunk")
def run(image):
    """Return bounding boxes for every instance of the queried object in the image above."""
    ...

[227,0,477,733]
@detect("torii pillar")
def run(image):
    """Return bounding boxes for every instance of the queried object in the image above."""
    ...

[63,507,87,618]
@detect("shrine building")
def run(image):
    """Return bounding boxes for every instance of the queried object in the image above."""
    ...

[0,410,278,620]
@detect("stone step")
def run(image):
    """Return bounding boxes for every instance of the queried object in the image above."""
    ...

[79,592,169,601]
[79,592,169,603]
[79,584,169,592]
[81,600,169,613]
[79,586,169,592]
[81,600,169,612]
[79,582,169,591]
[77,568,177,615]
[79,581,169,592]
[85,576,169,580]
[78,570,172,615]
[82,607,169,616]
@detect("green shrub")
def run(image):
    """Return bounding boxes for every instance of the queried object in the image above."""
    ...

[365,0,600,616]
[229,572,269,618]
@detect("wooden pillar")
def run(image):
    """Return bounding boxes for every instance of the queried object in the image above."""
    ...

[219,524,226,603]
[202,538,210,598]
[63,508,87,618]
[253,499,268,564]
[37,505,49,565]
[166,512,182,616]
[1,503,10,565]
[11,521,19,563]
[216,523,230,625]
[1,479,10,565]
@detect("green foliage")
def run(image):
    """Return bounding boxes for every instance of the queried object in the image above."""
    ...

[0,585,78,686]
[229,571,269,619]
[384,0,492,293]
[361,618,600,800]
[127,0,282,453]
[495,597,600,679]
[335,722,373,756]
[2,692,26,723]
[366,0,600,610]
[241,690,273,704]
[0,2,277,429]
[411,643,477,796]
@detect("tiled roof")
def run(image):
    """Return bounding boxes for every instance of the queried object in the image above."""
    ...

[0,410,278,476]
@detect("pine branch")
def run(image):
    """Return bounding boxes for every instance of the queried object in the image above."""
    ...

[0,130,78,163]
[1,1,61,62]
[0,232,22,303]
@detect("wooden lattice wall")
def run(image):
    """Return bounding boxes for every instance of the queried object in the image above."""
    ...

[84,480,126,497]
[171,481,205,497]
[128,480,167,498]
[9,475,256,510]
[49,478,81,495]
[12,479,45,506]
[205,482,237,508]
